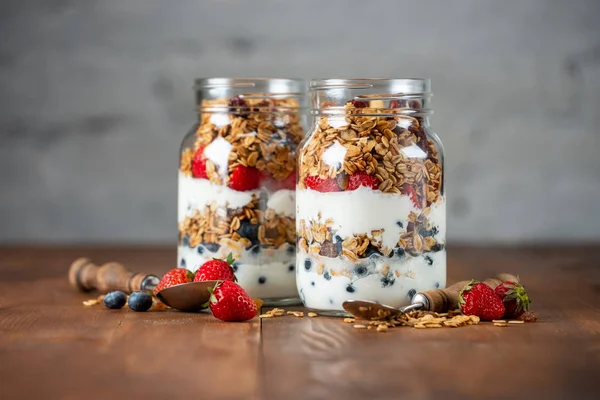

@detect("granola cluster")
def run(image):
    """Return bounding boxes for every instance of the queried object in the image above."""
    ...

[179,194,295,255]
[298,100,442,206]
[180,97,303,184]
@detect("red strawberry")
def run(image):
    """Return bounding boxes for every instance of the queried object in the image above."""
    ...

[305,176,340,192]
[154,268,194,295]
[350,99,369,108]
[347,172,379,191]
[191,146,208,179]
[194,253,237,283]
[207,281,257,322]
[495,280,530,319]
[229,165,261,191]
[401,184,421,209]
[264,169,296,191]
[459,280,505,321]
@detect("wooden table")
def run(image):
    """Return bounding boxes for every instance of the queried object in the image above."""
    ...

[0,246,599,400]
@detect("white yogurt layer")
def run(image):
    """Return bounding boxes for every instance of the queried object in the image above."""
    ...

[178,243,298,301]
[178,173,295,220]
[296,187,422,250]
[296,250,446,311]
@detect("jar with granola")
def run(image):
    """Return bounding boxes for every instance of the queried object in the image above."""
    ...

[178,78,306,305]
[296,79,445,314]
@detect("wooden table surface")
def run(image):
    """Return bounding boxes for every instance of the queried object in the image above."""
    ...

[0,246,599,400]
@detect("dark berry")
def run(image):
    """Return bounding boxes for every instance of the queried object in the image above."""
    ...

[407,289,417,299]
[180,259,186,267]
[250,245,261,255]
[420,226,438,238]
[430,243,444,252]
[323,270,331,280]
[381,276,395,287]
[364,244,382,258]
[396,221,403,228]
[128,292,153,312]
[288,264,295,272]
[182,235,191,247]
[346,285,356,293]
[394,248,406,258]
[311,281,315,286]
[435,282,440,288]
[204,242,220,253]
[197,246,204,254]
[103,291,127,309]
[238,220,259,245]
[319,240,339,258]
[354,265,368,277]
[287,245,296,255]
[304,258,312,271]
[425,256,434,266]
[232,262,240,272]
[258,276,267,284]
[350,99,369,108]
[228,96,249,116]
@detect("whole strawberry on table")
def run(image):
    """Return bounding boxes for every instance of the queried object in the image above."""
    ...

[459,278,531,321]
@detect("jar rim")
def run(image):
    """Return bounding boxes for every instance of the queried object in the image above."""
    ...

[310,78,430,93]
[195,77,305,94]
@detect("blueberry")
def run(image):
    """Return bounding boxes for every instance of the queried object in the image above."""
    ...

[288,264,295,272]
[182,235,191,247]
[334,235,343,243]
[323,270,331,280]
[346,285,356,293]
[128,292,153,312]
[364,244,382,258]
[197,246,204,255]
[287,245,296,255]
[430,243,444,252]
[396,221,404,228]
[180,258,186,267]
[394,248,406,258]
[425,256,434,266]
[103,291,127,309]
[250,245,261,255]
[435,282,440,288]
[304,258,312,271]
[381,276,395,287]
[420,226,438,238]
[354,265,368,277]
[238,220,259,245]
[232,262,240,272]
[333,235,343,254]
[407,289,417,299]
[204,242,220,253]
[258,276,267,284]
[311,281,315,286]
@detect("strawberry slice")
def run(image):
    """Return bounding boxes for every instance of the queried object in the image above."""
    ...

[228,165,261,191]
[191,146,208,179]
[347,172,379,191]
[305,176,340,192]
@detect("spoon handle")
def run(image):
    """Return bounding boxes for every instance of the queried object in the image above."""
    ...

[69,258,160,294]
[418,273,520,313]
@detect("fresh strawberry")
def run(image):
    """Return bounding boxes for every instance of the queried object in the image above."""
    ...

[207,281,257,322]
[459,280,505,321]
[194,253,237,282]
[401,184,421,209]
[229,165,261,191]
[495,280,530,319]
[154,268,194,295]
[305,175,340,192]
[191,146,208,179]
[347,172,379,191]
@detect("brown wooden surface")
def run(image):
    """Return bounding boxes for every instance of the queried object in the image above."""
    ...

[0,246,599,400]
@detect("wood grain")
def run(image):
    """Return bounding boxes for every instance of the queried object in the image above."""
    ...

[0,246,599,400]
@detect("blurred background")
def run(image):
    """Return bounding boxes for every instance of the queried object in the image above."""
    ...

[0,0,598,245]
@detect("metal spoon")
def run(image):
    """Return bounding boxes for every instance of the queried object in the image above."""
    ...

[69,258,218,311]
[342,273,518,320]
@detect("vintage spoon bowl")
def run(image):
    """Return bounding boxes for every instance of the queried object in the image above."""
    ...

[156,280,220,312]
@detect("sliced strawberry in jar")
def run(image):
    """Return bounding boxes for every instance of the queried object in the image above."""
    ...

[401,184,421,209]
[191,146,208,179]
[347,172,379,191]
[229,165,261,191]
[305,176,340,192]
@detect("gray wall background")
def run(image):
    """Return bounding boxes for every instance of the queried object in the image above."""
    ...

[1,0,599,244]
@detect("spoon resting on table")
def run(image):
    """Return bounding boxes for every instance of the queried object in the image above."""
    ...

[342,273,518,320]
[68,258,218,312]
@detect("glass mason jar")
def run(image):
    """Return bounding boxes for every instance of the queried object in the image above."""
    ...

[178,78,306,305]
[296,79,445,315]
